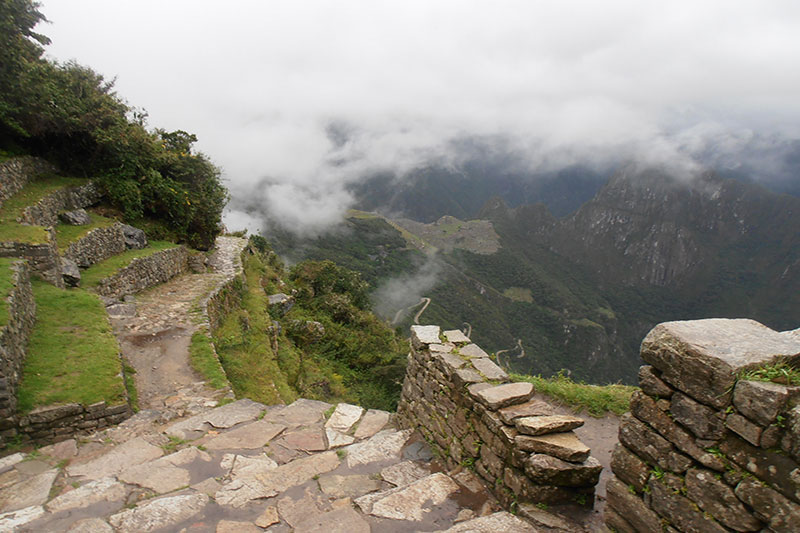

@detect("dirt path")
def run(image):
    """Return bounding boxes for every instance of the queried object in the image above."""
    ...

[109,236,246,412]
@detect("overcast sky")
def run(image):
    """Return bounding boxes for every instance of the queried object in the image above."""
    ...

[40,1,800,233]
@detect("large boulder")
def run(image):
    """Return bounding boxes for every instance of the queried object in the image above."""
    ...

[59,209,91,225]
[120,224,147,249]
[61,258,81,287]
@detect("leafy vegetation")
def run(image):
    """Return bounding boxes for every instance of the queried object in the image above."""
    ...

[1,1,227,249]
[739,362,800,386]
[17,281,127,412]
[189,331,230,390]
[213,238,407,410]
[511,372,636,417]
[81,241,176,287]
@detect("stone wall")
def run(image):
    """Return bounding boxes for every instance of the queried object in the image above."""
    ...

[206,273,244,331]
[397,325,601,510]
[63,223,126,268]
[0,156,56,210]
[605,318,800,533]
[0,229,63,287]
[13,401,132,445]
[21,182,101,227]
[94,246,189,299]
[0,260,36,424]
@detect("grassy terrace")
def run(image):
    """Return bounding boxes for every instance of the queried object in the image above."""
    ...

[0,258,18,328]
[512,372,637,417]
[17,281,127,412]
[55,212,116,252]
[81,240,177,288]
[0,175,88,244]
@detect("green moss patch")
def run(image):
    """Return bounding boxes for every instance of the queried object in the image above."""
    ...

[0,175,87,244]
[512,371,637,417]
[189,330,230,390]
[81,241,177,288]
[17,281,127,412]
[54,213,116,252]
[0,258,19,328]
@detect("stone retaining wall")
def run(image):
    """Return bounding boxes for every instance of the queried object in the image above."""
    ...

[397,325,600,510]
[0,156,56,210]
[16,401,132,445]
[605,318,800,533]
[0,260,36,424]
[206,273,244,331]
[0,229,63,287]
[63,223,126,268]
[94,246,189,299]
[22,182,101,227]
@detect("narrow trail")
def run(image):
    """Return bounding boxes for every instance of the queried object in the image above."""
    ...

[390,296,431,325]
[496,338,524,370]
[109,236,247,412]
[413,296,431,324]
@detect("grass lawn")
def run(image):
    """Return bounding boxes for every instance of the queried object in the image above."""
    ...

[81,241,177,288]
[55,212,116,252]
[0,175,87,244]
[16,281,128,412]
[512,372,637,417]
[0,257,19,327]
[189,330,230,390]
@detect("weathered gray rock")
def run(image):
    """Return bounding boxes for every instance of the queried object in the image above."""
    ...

[720,434,800,504]
[120,224,147,249]
[318,474,381,498]
[0,453,24,472]
[648,477,729,533]
[61,257,81,286]
[515,431,590,462]
[524,454,602,486]
[119,446,211,494]
[215,450,340,508]
[443,329,470,344]
[67,437,163,479]
[733,380,799,426]
[641,319,800,408]
[459,343,489,358]
[66,517,114,532]
[222,453,278,479]
[277,428,327,451]
[0,505,45,531]
[471,357,509,381]
[46,477,127,513]
[59,208,91,225]
[166,399,266,439]
[618,413,693,473]
[670,392,726,440]
[325,428,355,448]
[435,511,538,532]
[685,467,761,532]
[41,439,78,461]
[603,507,637,533]
[453,367,484,386]
[347,429,412,467]
[726,412,763,446]
[411,325,441,348]
[109,492,209,533]
[606,477,662,533]
[517,503,582,531]
[515,414,584,436]
[201,419,285,450]
[638,365,674,398]
[353,409,390,439]
[294,506,370,533]
[472,382,534,410]
[0,469,57,512]
[380,460,429,487]
[735,477,799,533]
[429,343,455,353]
[370,473,459,520]
[325,403,363,432]
[105,302,136,317]
[255,506,279,528]
[610,443,650,492]
[263,398,331,427]
[497,399,554,424]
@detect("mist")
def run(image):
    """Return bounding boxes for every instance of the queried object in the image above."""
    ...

[371,258,441,324]
[39,1,800,234]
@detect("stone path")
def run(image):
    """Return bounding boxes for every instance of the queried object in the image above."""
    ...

[109,236,246,414]
[0,398,559,532]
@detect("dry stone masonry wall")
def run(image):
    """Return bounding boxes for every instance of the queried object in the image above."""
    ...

[94,246,189,299]
[605,318,800,533]
[62,223,127,268]
[397,325,601,511]
[0,228,63,287]
[13,401,132,445]
[0,156,56,210]
[0,260,35,431]
[21,182,101,227]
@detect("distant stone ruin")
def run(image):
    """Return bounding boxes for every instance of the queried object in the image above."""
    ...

[605,318,800,532]
[397,325,601,512]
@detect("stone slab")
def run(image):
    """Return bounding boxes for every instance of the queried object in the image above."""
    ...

[381,460,429,487]
[515,414,584,436]
[326,428,355,448]
[353,409,390,439]
[435,511,538,532]
[498,399,554,424]
[641,319,800,408]
[459,343,489,359]
[165,399,266,439]
[685,467,761,531]
[263,398,332,426]
[294,506,370,533]
[66,517,114,532]
[109,493,209,533]
[734,379,799,426]
[0,453,24,472]
[201,419,285,450]
[515,431,590,462]
[0,505,45,532]
[471,357,509,381]
[524,454,602,486]
[216,520,261,533]
[411,325,441,348]
[318,474,381,498]
[255,506,279,528]
[325,403,364,432]
[222,453,278,479]
[370,472,459,521]
[347,429,413,467]
[0,469,57,512]
[443,329,470,344]
[277,428,328,451]
[119,447,211,494]
[473,382,534,410]
[46,477,127,513]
